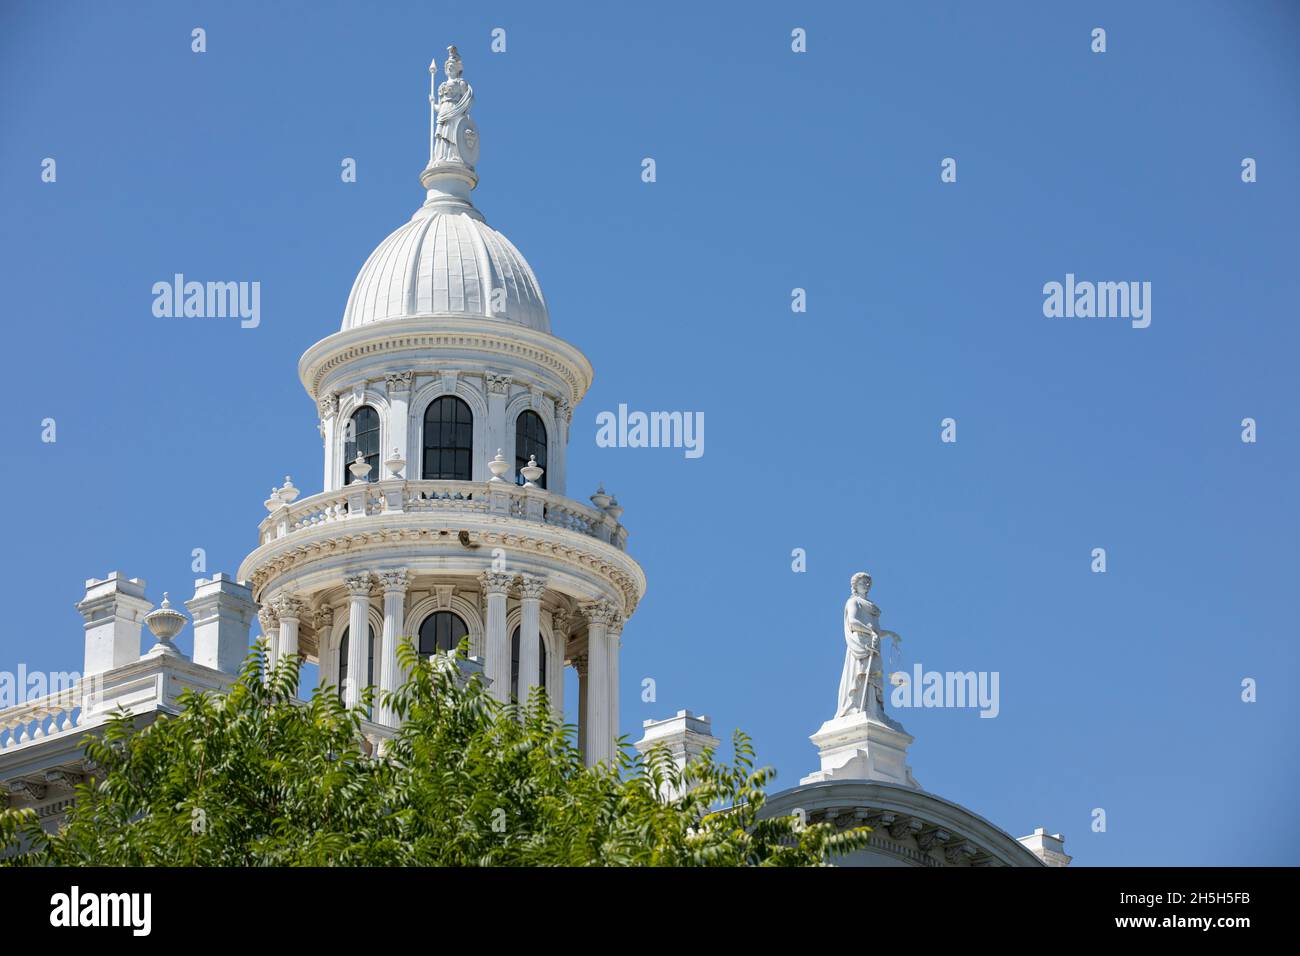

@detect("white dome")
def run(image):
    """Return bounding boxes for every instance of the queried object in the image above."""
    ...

[341,208,549,333]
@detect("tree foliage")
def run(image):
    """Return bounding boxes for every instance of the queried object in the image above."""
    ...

[0,642,867,866]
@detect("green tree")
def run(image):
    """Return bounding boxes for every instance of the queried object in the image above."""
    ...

[0,642,867,866]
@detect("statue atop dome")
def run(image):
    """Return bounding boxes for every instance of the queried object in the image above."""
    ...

[835,572,902,719]
[429,45,479,169]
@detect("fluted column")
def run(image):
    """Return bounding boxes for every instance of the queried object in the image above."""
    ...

[549,611,569,720]
[377,569,409,726]
[575,654,589,759]
[517,575,546,706]
[553,400,571,495]
[344,574,373,708]
[480,571,513,702]
[319,393,339,491]
[270,593,304,694]
[581,601,616,766]
[607,611,624,754]
[257,605,280,682]
[313,605,335,683]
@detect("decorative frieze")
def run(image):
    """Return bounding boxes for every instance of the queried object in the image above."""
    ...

[385,370,414,393]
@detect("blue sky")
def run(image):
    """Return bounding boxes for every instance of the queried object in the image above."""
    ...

[2,0,1298,865]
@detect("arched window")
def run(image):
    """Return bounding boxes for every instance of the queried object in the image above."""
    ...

[418,611,468,657]
[515,410,547,489]
[337,625,376,702]
[423,396,474,481]
[343,405,380,484]
[509,626,548,701]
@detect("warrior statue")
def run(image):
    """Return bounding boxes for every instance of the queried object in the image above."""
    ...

[430,45,479,167]
[835,572,901,719]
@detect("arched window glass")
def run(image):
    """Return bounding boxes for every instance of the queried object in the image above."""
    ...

[509,626,547,701]
[343,405,381,484]
[515,410,548,489]
[418,611,468,657]
[337,625,376,702]
[423,396,474,480]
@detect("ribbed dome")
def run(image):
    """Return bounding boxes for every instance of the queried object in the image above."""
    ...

[341,208,549,333]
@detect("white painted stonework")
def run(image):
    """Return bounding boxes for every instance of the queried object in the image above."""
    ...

[0,50,1066,867]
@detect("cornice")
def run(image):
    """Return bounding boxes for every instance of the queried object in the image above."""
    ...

[298,315,595,410]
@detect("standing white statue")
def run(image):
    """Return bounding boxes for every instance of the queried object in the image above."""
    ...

[836,572,901,719]
[430,45,479,168]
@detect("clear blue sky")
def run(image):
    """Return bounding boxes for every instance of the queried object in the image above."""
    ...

[2,1,1297,865]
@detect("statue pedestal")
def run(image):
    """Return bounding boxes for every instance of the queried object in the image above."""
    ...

[800,711,921,789]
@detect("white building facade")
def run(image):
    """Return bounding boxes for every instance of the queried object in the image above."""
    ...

[0,48,1065,868]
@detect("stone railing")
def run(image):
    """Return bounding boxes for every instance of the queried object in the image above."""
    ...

[258,479,628,551]
[0,686,86,752]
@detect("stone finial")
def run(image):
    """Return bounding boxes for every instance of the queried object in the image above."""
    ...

[348,453,372,481]
[520,454,544,488]
[488,449,510,482]
[144,593,188,658]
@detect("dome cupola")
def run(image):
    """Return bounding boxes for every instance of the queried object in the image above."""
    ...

[340,45,549,333]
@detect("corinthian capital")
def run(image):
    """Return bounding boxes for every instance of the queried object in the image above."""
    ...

[484,372,512,395]
[517,574,547,601]
[377,569,410,593]
[318,392,339,420]
[257,605,279,632]
[479,570,514,595]
[270,592,305,621]
[580,599,618,628]
[344,573,374,596]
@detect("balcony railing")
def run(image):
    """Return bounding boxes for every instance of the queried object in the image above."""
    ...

[258,479,628,551]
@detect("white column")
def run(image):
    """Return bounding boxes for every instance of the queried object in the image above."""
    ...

[271,593,304,694]
[257,605,280,682]
[552,400,571,496]
[344,574,372,708]
[314,605,335,684]
[607,611,624,754]
[385,373,411,478]
[581,601,615,765]
[576,654,589,758]
[548,611,568,720]
[377,569,409,726]
[319,394,339,491]
[485,375,510,481]
[517,575,546,706]
[480,571,513,702]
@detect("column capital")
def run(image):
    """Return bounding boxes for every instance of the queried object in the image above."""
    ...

[257,604,279,632]
[344,573,374,597]
[484,372,512,395]
[551,609,571,637]
[270,592,305,621]
[572,653,588,677]
[318,392,339,421]
[479,570,514,595]
[313,604,334,631]
[517,574,547,601]
[377,569,410,593]
[580,599,619,628]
